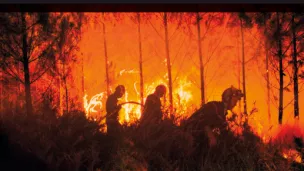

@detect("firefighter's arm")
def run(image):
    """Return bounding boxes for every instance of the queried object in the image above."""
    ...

[204,125,217,147]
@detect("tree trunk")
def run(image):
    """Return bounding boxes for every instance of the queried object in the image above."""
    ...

[196,12,205,106]
[240,18,248,115]
[102,12,110,96]
[79,13,85,98]
[59,61,63,115]
[80,33,85,99]
[21,12,33,115]
[292,13,299,119]
[137,13,144,113]
[16,61,21,111]
[264,14,271,122]
[63,60,69,114]
[164,12,173,114]
[237,27,242,113]
[81,52,85,97]
[277,12,284,125]
[64,82,68,113]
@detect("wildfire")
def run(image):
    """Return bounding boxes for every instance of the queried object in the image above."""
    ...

[83,92,105,117]
[282,149,302,163]
[119,69,139,76]
[83,74,196,125]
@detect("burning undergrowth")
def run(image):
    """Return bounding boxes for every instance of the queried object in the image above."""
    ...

[0,103,303,171]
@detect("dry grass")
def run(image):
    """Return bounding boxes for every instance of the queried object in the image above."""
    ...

[0,105,302,171]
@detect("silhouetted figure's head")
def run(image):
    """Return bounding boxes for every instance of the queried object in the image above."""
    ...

[222,86,244,110]
[114,85,125,98]
[154,84,166,98]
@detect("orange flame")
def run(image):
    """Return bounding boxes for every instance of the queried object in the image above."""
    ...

[83,92,105,118]
[282,149,302,163]
[83,73,196,125]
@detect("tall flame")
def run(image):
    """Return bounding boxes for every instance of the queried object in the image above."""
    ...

[83,92,105,118]
[83,73,196,125]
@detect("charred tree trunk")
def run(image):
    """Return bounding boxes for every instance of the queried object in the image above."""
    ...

[292,13,299,119]
[16,62,21,110]
[62,59,69,114]
[102,12,110,96]
[137,13,144,112]
[196,12,205,106]
[64,82,68,113]
[277,12,284,125]
[240,18,248,116]
[58,62,63,115]
[21,12,33,115]
[81,52,85,97]
[79,14,85,98]
[80,34,85,99]
[237,28,242,113]
[264,14,271,122]
[164,12,173,113]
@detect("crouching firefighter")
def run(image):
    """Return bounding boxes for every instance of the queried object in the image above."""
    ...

[184,85,244,148]
[105,85,125,137]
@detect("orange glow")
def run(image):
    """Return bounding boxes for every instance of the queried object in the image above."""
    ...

[282,149,302,163]
[84,75,196,126]
[63,12,304,141]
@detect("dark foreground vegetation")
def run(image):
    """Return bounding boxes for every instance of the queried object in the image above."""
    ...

[0,107,303,171]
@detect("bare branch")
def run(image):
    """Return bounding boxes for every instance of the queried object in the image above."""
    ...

[30,61,56,84]
[0,37,21,60]
[27,26,36,56]
[203,24,228,66]
[33,75,55,106]
[148,17,165,42]
[172,42,193,83]
[29,37,58,63]
[0,61,24,84]
[171,35,186,65]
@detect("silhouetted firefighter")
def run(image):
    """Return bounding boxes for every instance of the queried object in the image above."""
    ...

[140,84,166,126]
[184,86,244,159]
[105,85,125,137]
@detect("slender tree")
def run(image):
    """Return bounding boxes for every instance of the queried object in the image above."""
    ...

[240,17,248,115]
[164,12,173,113]
[264,13,271,122]
[55,13,84,114]
[237,28,242,113]
[227,12,253,119]
[0,13,60,115]
[137,12,144,112]
[21,12,33,115]
[252,12,273,122]
[0,12,84,115]
[196,12,206,106]
[291,13,299,119]
[276,12,284,125]
[181,12,226,106]
[102,12,110,96]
